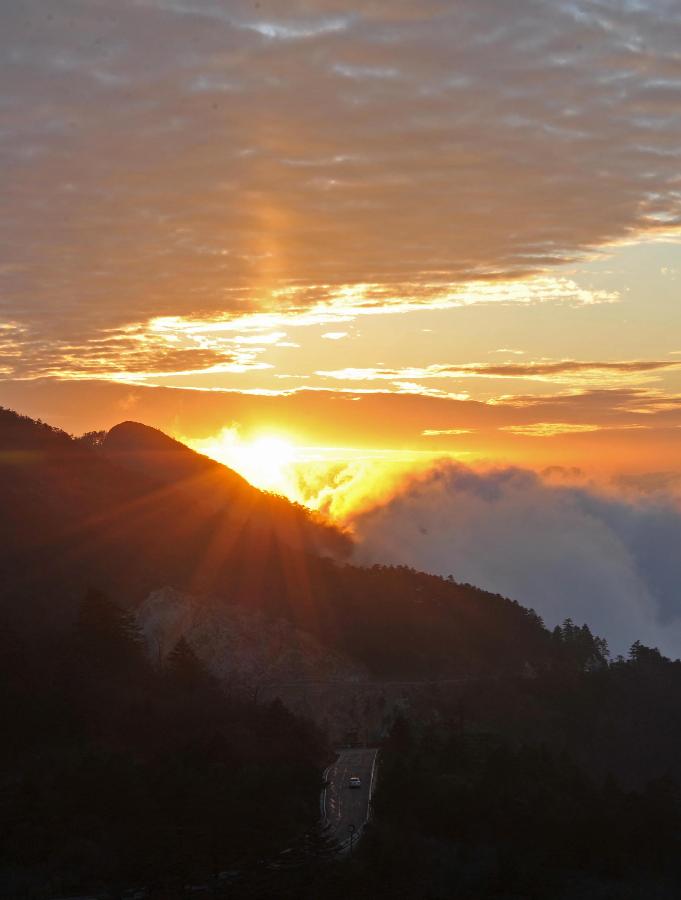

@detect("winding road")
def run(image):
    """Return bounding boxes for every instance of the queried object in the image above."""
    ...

[323,748,378,851]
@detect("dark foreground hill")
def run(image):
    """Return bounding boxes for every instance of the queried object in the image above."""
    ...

[100,420,347,558]
[0,407,348,631]
[0,587,329,898]
[4,406,681,898]
[0,406,551,681]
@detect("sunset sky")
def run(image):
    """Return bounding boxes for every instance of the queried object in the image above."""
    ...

[2,0,681,503]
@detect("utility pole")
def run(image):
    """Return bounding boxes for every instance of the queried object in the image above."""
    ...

[348,823,356,859]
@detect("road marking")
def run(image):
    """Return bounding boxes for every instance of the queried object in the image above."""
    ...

[320,748,380,855]
[367,749,378,820]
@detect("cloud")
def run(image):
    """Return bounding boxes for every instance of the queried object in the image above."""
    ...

[1,378,680,463]
[498,387,681,419]
[316,359,680,387]
[500,422,646,437]
[2,273,618,379]
[422,428,472,436]
[2,0,681,371]
[464,361,679,379]
[0,319,278,381]
[351,462,681,656]
[0,323,25,376]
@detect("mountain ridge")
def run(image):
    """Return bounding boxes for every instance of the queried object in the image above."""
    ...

[0,404,557,685]
[100,419,349,557]
[0,407,348,629]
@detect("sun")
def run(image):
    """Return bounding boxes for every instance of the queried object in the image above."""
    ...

[238,436,296,493]
[186,428,299,496]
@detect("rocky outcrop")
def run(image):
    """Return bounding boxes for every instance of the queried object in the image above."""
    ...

[137,586,368,698]
[137,587,456,743]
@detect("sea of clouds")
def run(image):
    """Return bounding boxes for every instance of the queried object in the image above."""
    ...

[349,463,681,658]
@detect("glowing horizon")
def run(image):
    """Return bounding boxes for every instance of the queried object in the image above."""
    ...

[1,0,680,502]
[182,425,468,521]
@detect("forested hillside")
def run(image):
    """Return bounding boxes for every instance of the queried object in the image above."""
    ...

[0,588,327,897]
[0,407,555,682]
[316,699,681,900]
[4,406,681,899]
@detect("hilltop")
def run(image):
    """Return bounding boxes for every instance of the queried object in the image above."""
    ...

[0,407,349,630]
[100,420,347,557]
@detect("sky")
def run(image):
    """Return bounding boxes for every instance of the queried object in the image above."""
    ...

[2,0,681,647]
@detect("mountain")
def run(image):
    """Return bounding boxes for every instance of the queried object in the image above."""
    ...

[0,407,348,631]
[0,406,553,680]
[100,420,349,557]
[5,407,681,898]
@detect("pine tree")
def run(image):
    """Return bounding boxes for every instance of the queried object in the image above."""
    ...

[166,636,210,688]
[75,587,143,670]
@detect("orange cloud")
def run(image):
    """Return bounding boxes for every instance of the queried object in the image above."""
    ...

[317,360,680,387]
[3,1,680,375]
[499,422,647,438]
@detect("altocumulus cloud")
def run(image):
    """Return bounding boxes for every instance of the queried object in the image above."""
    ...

[351,464,681,657]
[2,0,681,372]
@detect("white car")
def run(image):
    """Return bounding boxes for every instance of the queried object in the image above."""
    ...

[348,776,362,789]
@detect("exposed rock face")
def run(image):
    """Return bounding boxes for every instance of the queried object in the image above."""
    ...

[137,587,457,743]
[137,586,368,697]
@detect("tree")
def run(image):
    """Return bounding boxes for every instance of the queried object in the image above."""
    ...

[553,618,609,672]
[75,430,107,449]
[166,637,212,690]
[75,587,143,669]
[629,640,668,667]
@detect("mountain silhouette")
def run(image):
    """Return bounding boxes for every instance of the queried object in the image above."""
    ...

[101,420,350,556]
[0,408,348,632]
[0,405,556,683]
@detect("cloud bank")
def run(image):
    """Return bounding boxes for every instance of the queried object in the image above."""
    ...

[351,463,681,657]
[2,0,681,373]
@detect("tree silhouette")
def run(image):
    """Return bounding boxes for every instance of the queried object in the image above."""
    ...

[75,587,143,670]
[166,635,211,688]
[552,618,609,672]
[629,640,668,667]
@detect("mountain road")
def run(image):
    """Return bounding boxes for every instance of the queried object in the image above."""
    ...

[322,748,378,852]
